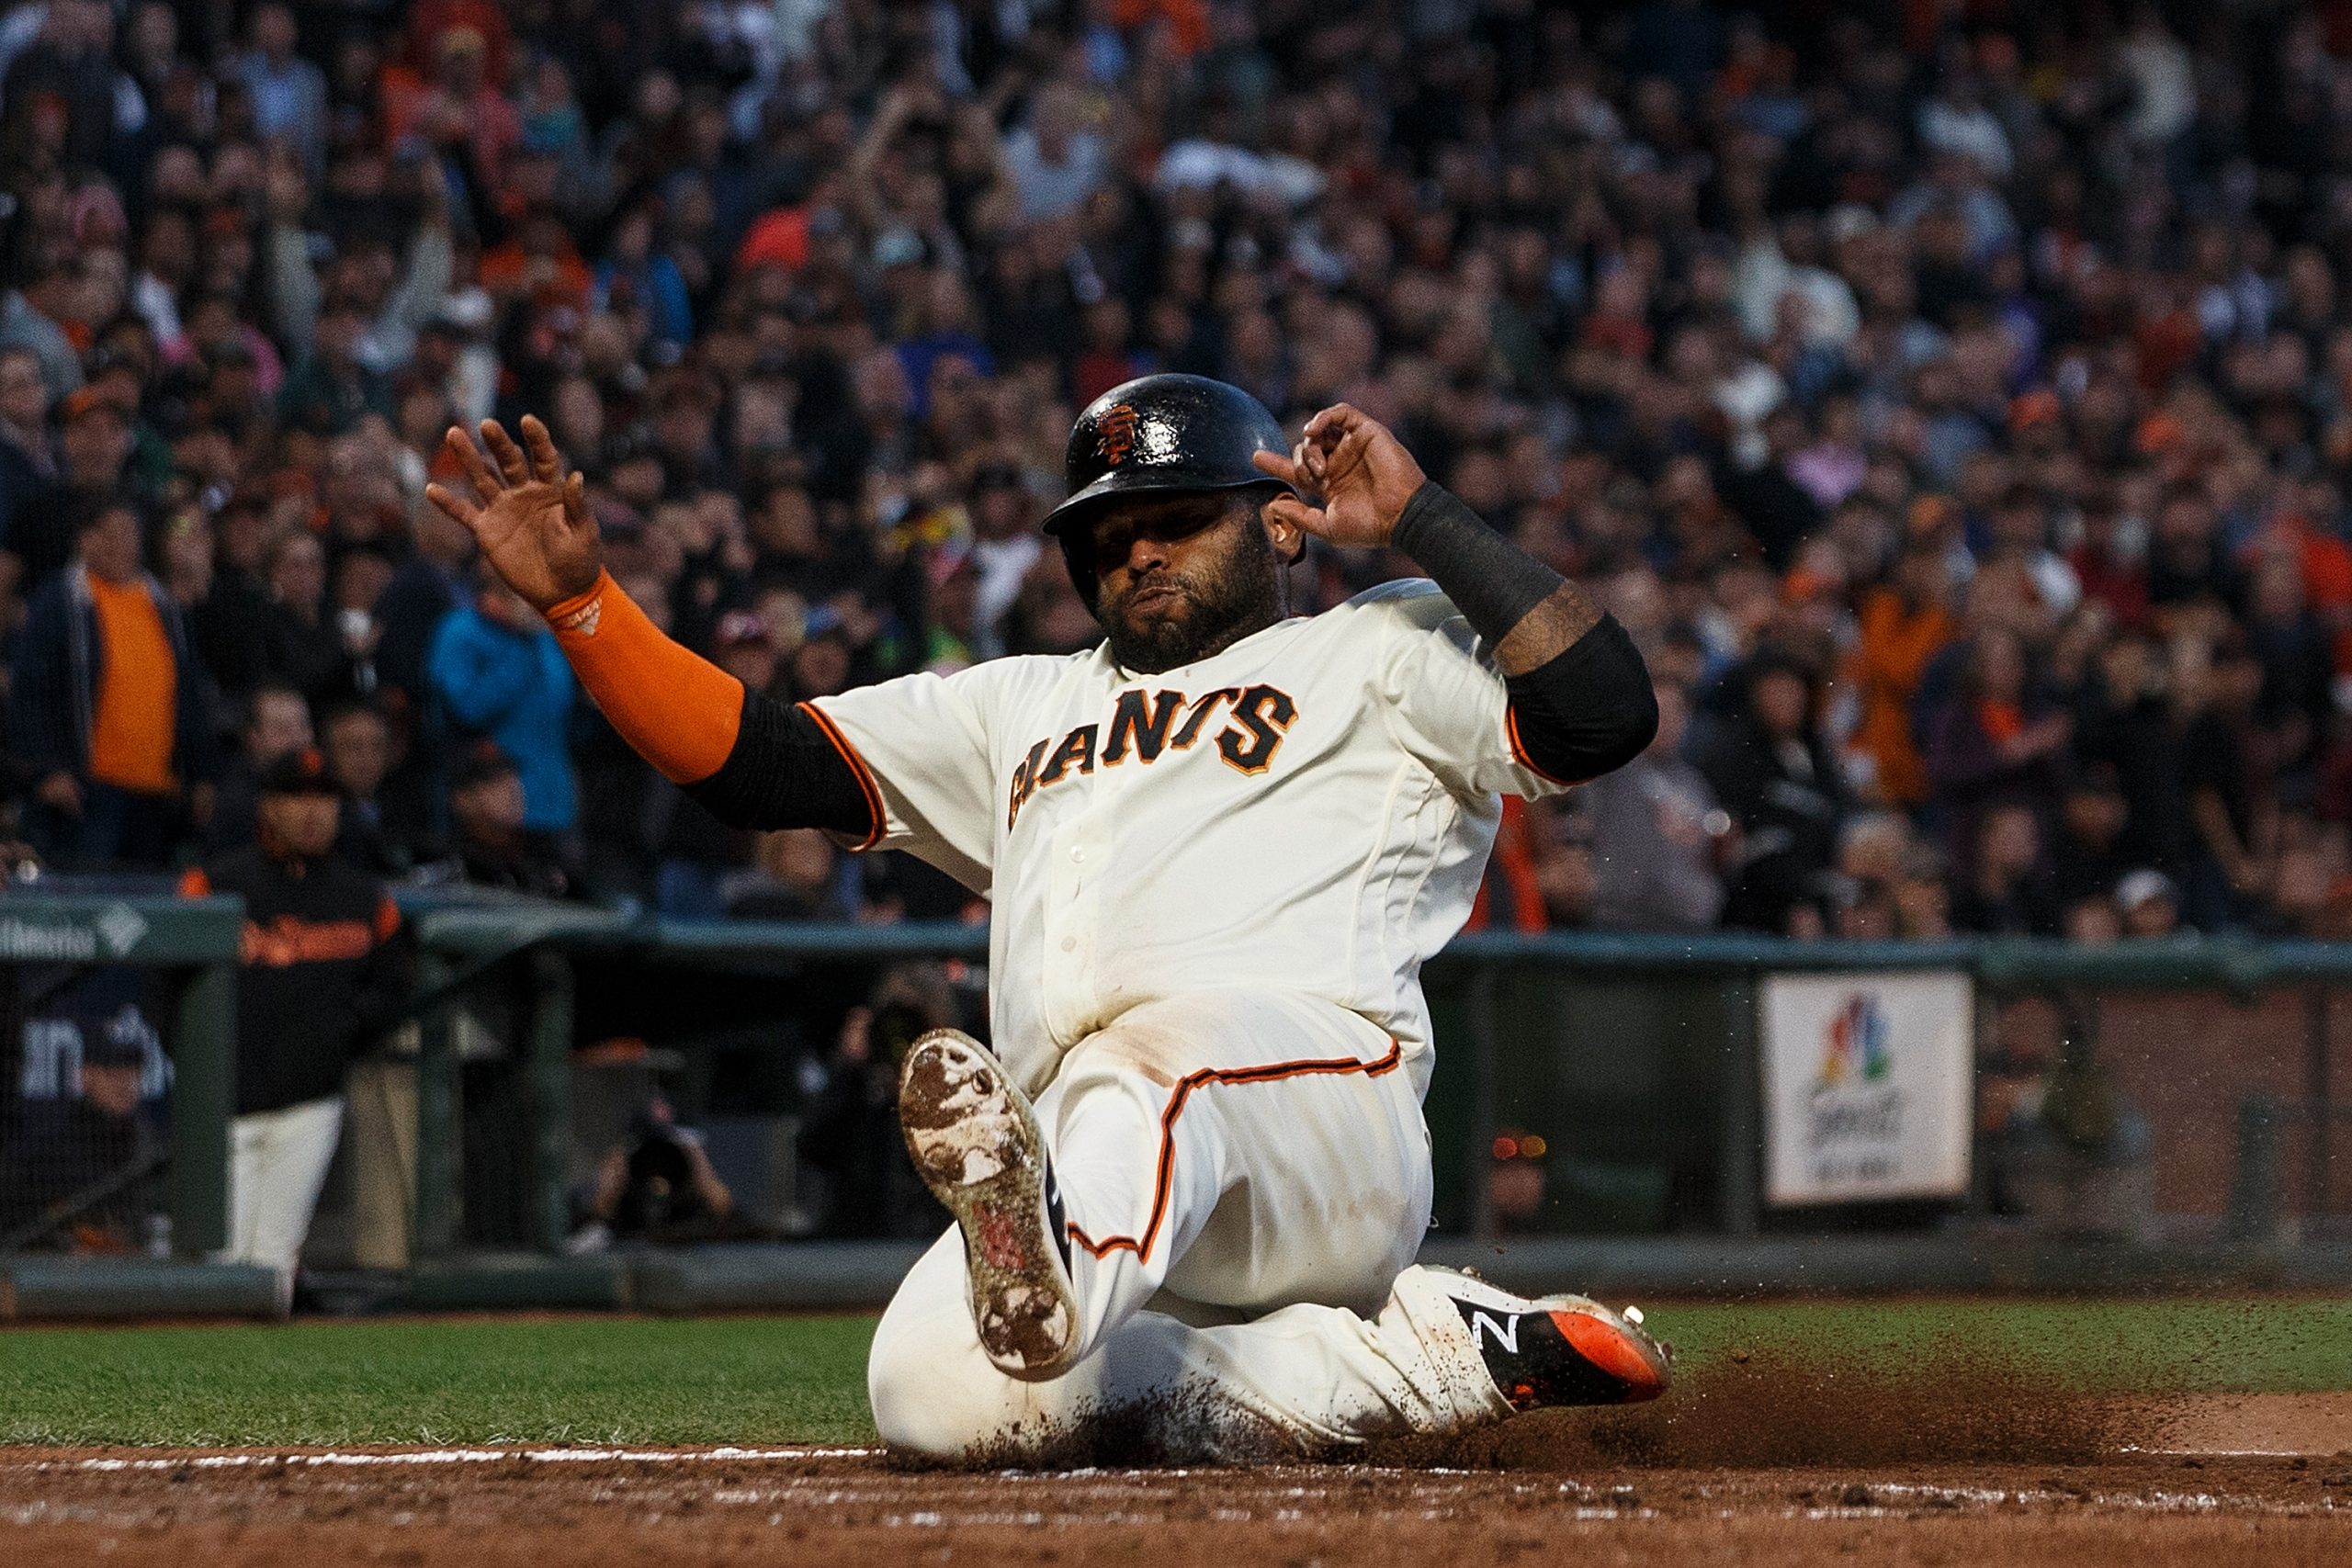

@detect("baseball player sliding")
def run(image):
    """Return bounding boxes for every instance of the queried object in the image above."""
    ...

[428,374,1670,1463]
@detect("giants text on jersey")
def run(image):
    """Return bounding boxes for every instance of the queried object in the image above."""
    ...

[1007,683,1302,829]
[809,581,1570,1098]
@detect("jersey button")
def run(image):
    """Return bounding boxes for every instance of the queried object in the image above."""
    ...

[1070,847,1086,863]
[1060,936,1077,953]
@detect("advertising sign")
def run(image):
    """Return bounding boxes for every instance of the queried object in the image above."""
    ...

[1760,971,1973,1205]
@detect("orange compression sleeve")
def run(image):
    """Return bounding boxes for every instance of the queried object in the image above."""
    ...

[544,570,744,784]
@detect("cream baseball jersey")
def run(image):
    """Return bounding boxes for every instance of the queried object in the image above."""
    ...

[808,580,1570,1097]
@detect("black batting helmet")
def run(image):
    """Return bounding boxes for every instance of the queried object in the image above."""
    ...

[1042,374,1295,602]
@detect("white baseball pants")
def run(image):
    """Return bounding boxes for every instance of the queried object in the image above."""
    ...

[867,991,1509,1462]
[226,1094,345,1272]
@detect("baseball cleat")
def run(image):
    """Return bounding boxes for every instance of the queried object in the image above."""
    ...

[898,1028,1080,1382]
[1420,1266,1672,1411]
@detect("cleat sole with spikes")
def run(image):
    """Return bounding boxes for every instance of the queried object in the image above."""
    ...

[898,1028,1080,1382]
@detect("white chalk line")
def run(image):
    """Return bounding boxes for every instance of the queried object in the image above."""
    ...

[2120,1446,2326,1459]
[6,1448,2344,1532]
[7,1445,2332,1481]
[6,1460,2345,1534]
[1785,1479,2345,1521]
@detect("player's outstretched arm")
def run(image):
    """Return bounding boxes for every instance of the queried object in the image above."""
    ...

[1253,405,1657,784]
[424,414,601,613]
[425,418,876,839]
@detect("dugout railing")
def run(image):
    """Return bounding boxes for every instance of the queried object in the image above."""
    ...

[1425,931,2352,1245]
[391,908,2352,1260]
[397,902,997,1261]
[13,889,2352,1283]
[0,888,242,1262]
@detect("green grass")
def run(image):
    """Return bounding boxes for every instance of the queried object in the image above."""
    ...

[2,1299,2346,1449]
[0,1315,878,1447]
[1646,1298,2352,1394]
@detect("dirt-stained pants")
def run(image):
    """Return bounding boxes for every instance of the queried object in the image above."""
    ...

[866,990,1507,1462]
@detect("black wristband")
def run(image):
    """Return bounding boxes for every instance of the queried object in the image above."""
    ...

[684,688,878,840]
[1389,481,1564,648]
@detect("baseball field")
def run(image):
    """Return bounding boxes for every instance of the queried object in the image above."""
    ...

[3,1297,2349,1563]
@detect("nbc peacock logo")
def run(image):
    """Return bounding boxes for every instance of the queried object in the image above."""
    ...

[1819,993,1891,1088]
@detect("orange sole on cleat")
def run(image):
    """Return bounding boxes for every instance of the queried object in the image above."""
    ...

[1556,1309,1671,1399]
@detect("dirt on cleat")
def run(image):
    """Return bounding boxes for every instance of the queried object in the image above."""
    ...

[899,1029,1080,1381]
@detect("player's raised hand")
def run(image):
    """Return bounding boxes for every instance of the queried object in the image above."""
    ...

[424,415,599,612]
[1252,403,1428,549]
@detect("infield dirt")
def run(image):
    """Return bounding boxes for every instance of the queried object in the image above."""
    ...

[4,1369,2348,1565]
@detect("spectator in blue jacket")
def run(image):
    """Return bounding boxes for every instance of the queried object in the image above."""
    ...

[231,5,329,179]
[426,567,576,836]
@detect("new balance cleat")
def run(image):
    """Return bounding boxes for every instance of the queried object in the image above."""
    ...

[1412,1265,1671,1412]
[898,1028,1080,1381]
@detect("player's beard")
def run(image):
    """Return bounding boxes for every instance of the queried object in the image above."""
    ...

[1099,516,1283,675]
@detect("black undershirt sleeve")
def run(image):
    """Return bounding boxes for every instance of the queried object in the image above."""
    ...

[1391,480,1658,784]
[682,687,877,838]
[1501,621,1658,784]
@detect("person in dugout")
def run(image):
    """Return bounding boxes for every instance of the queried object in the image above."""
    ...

[178,746,412,1280]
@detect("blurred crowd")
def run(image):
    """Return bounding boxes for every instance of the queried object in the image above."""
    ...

[5,0,2352,952]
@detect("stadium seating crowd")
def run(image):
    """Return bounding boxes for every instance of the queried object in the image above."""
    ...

[4,0,2351,947]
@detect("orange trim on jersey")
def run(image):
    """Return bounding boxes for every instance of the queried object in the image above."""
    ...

[1505,704,1582,787]
[1063,1038,1406,1264]
[797,700,886,851]
[545,570,745,784]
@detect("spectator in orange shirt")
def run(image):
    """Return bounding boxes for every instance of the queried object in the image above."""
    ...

[404,3,512,91]
[12,501,217,866]
[479,209,594,314]
[1110,0,1211,57]
[381,26,520,194]
[1847,536,1957,807]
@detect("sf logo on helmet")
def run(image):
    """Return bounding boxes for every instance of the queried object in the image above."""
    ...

[1098,402,1140,467]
